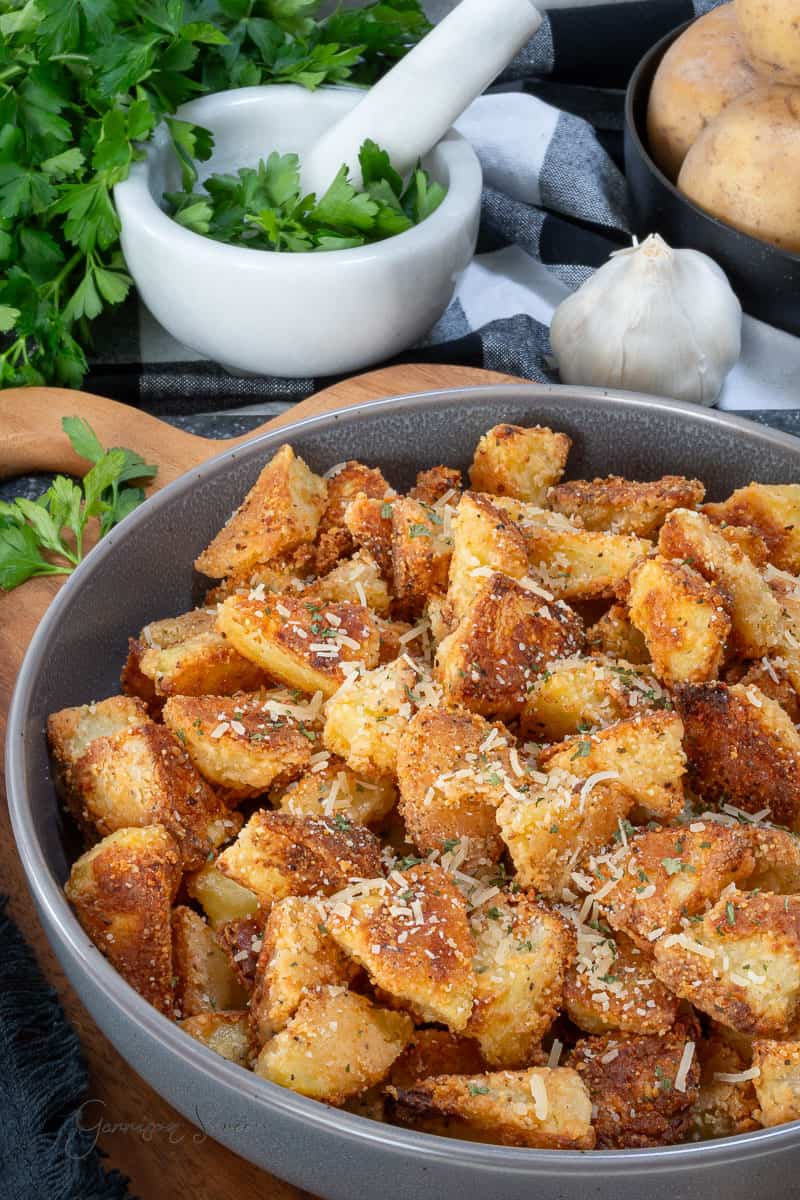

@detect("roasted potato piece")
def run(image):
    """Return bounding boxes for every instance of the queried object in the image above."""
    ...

[567,1023,700,1148]
[540,710,686,822]
[497,770,633,899]
[653,890,800,1036]
[659,508,782,657]
[587,602,650,665]
[323,658,417,778]
[564,930,678,1036]
[425,593,457,645]
[203,546,315,606]
[410,465,462,505]
[273,757,397,826]
[388,1067,594,1149]
[311,549,391,615]
[69,721,240,869]
[435,574,585,719]
[162,692,312,802]
[217,917,262,988]
[396,707,515,869]
[521,655,669,741]
[446,492,529,619]
[626,556,731,685]
[343,494,394,581]
[216,593,380,699]
[748,826,800,894]
[250,896,357,1043]
[676,681,800,829]
[64,825,181,1013]
[549,474,704,537]
[720,523,771,567]
[599,823,759,948]
[729,657,800,723]
[691,1034,759,1140]
[704,484,800,574]
[391,496,453,615]
[523,524,650,602]
[48,695,149,809]
[195,444,327,579]
[124,620,269,704]
[185,860,260,930]
[327,864,475,1032]
[752,1038,800,1127]
[467,894,573,1068]
[216,811,382,910]
[314,460,392,576]
[469,423,571,505]
[388,1029,485,1088]
[180,1011,256,1067]
[171,905,248,1017]
[256,986,412,1104]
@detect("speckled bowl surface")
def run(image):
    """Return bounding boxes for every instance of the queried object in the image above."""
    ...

[8,384,800,1200]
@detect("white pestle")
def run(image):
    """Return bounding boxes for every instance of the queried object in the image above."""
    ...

[299,0,543,197]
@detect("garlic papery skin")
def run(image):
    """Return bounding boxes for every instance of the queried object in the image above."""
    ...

[550,234,742,407]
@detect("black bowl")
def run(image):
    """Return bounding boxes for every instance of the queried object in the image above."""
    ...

[624,21,800,336]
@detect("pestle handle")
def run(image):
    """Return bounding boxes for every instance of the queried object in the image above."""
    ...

[299,0,543,197]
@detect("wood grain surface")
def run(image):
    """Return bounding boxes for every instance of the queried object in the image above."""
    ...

[0,362,520,1200]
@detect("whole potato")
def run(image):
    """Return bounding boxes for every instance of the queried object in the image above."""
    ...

[736,0,800,85]
[678,86,800,253]
[647,4,759,180]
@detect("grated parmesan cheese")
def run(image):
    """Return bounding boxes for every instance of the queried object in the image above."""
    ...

[674,1041,695,1094]
[530,1074,549,1121]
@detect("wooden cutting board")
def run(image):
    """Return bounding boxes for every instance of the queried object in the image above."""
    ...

[0,362,520,1200]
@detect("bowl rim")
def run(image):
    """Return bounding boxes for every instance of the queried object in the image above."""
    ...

[624,20,800,268]
[9,382,800,1175]
[113,82,483,268]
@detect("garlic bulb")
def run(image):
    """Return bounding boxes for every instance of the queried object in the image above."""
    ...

[550,234,742,407]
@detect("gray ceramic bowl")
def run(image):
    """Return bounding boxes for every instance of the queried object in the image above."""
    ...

[8,384,800,1199]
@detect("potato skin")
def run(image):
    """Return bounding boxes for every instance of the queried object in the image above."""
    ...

[646,4,759,180]
[736,0,800,85]
[469,424,571,505]
[678,86,800,255]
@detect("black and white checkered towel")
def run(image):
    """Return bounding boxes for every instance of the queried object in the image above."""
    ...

[86,0,800,418]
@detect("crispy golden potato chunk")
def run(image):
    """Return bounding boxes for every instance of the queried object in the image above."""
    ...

[122,608,269,706]
[65,826,181,1013]
[180,1011,256,1066]
[676,681,800,829]
[48,695,149,814]
[184,860,260,930]
[323,658,417,778]
[162,692,312,803]
[69,721,240,869]
[256,986,412,1104]
[587,603,650,665]
[653,890,800,1036]
[567,1023,700,1148]
[391,497,453,615]
[216,811,382,910]
[729,657,800,724]
[704,483,800,574]
[436,574,585,719]
[521,655,668,741]
[752,1039,800,1127]
[410,465,462,505]
[216,593,380,699]
[203,546,315,606]
[250,896,357,1043]
[274,757,397,826]
[195,444,327,579]
[540,711,686,823]
[396,707,515,869]
[446,492,529,619]
[659,508,782,657]
[314,460,392,576]
[626,556,731,685]
[327,864,475,1032]
[388,1029,485,1088]
[549,474,705,537]
[720,523,770,567]
[691,1034,759,1140]
[599,823,759,948]
[564,930,678,1036]
[171,905,247,1018]
[523,524,650,602]
[469,423,571,505]
[747,826,800,894]
[310,549,391,615]
[388,1067,594,1149]
[344,494,394,581]
[467,894,573,1068]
